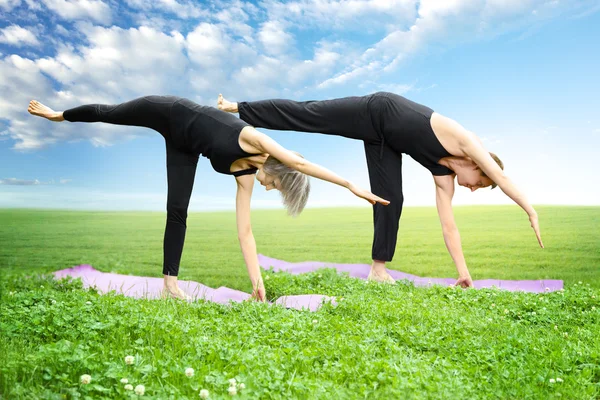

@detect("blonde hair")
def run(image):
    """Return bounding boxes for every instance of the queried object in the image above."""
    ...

[480,152,504,189]
[262,152,311,216]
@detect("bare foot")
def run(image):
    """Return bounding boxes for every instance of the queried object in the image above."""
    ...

[367,269,396,284]
[162,286,192,301]
[217,94,238,113]
[27,100,64,121]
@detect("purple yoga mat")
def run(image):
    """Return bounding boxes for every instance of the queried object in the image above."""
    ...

[257,255,563,293]
[53,265,335,312]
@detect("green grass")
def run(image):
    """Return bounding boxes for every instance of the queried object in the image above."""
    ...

[0,206,599,399]
[1,206,599,289]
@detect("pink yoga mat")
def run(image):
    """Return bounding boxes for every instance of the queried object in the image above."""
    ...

[257,255,563,293]
[53,265,336,312]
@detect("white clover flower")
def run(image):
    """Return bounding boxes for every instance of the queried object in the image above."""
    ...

[563,332,568,337]
[51,299,57,305]
[134,384,145,395]
[312,319,318,324]
[592,295,596,299]
[592,306,596,311]
[238,383,246,390]
[200,389,209,399]
[228,386,237,396]
[125,355,135,365]
[559,288,564,292]
[579,281,583,284]
[86,301,92,305]
[554,325,558,330]
[532,311,536,315]
[125,384,133,391]
[549,378,556,384]
[265,275,270,280]
[185,368,194,377]
[121,378,129,384]
[504,309,509,314]
[488,318,493,322]
[229,378,237,386]
[556,377,563,383]
[491,304,495,308]
[318,274,322,278]
[80,374,92,384]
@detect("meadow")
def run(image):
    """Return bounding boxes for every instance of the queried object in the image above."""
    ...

[1,206,599,399]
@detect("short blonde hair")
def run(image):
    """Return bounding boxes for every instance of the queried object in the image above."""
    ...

[480,152,504,189]
[262,153,311,216]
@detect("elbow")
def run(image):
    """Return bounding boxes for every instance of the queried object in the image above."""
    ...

[293,158,307,172]
[442,224,458,236]
[238,228,253,242]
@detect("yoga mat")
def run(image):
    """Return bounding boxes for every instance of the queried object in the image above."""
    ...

[53,265,335,312]
[257,255,563,293]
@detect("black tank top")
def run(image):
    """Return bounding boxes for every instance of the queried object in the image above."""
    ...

[369,92,454,176]
[170,98,259,176]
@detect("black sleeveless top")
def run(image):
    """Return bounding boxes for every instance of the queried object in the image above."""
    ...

[170,98,259,176]
[369,92,454,176]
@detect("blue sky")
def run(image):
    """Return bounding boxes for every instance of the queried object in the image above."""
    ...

[1,0,599,211]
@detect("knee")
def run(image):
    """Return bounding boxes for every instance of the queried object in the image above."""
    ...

[167,203,188,225]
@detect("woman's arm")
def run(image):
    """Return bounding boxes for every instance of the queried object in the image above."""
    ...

[234,173,265,301]
[433,175,473,288]
[242,127,390,206]
[458,130,544,248]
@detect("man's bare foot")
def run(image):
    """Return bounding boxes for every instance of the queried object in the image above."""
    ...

[27,100,65,121]
[217,94,238,113]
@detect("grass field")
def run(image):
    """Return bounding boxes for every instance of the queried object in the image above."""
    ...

[1,206,599,288]
[1,206,599,399]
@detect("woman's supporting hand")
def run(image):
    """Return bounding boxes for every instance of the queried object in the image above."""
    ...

[454,274,474,288]
[347,182,390,206]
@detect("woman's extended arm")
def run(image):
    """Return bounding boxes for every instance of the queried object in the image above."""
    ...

[243,127,390,206]
[459,131,544,248]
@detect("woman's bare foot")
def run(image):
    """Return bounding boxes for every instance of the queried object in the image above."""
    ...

[367,261,396,284]
[27,100,65,121]
[162,275,192,300]
[161,286,192,300]
[217,94,238,113]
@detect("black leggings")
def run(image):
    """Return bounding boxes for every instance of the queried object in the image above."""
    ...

[63,96,197,276]
[238,96,404,262]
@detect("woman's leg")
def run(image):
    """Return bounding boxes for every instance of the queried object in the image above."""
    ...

[29,96,176,137]
[162,144,199,299]
[364,142,404,283]
[219,94,380,142]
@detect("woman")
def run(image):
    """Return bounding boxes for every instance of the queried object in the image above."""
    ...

[217,92,544,288]
[27,96,389,301]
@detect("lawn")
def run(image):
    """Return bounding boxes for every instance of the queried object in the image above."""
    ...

[0,206,599,399]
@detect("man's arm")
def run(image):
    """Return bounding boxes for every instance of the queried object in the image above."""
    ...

[234,173,265,301]
[433,174,473,288]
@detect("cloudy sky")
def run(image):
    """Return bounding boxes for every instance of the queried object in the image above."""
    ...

[1,0,599,211]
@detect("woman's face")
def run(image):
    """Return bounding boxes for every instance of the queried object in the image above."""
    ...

[456,167,493,192]
[256,169,280,191]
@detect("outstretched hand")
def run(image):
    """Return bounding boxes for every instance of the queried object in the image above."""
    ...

[348,183,390,206]
[250,285,266,302]
[529,212,544,248]
[454,275,474,289]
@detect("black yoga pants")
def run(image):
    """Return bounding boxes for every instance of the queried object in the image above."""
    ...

[63,96,197,276]
[238,96,404,262]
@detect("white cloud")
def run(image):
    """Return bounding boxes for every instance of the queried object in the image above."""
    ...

[0,25,40,47]
[0,0,21,11]
[41,0,112,24]
[0,178,41,185]
[123,0,206,19]
[258,21,294,55]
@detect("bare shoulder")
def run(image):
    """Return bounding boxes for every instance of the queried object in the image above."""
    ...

[238,126,266,154]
